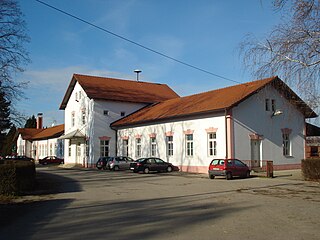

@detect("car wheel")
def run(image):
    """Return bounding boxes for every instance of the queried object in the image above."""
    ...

[226,172,233,180]
[246,170,251,178]
[97,167,102,170]
[209,174,215,179]
[144,168,150,174]
[114,165,119,171]
[167,166,172,172]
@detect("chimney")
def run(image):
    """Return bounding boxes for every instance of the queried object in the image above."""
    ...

[37,113,43,129]
[134,69,142,81]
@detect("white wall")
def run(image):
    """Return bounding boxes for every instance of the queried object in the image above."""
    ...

[63,82,90,165]
[117,113,226,173]
[89,99,147,165]
[36,138,64,160]
[17,135,27,156]
[233,85,305,167]
[63,81,148,167]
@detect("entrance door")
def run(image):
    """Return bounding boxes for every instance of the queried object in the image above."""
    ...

[251,139,261,168]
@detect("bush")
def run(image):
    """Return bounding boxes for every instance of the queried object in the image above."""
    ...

[0,160,36,195]
[301,159,320,180]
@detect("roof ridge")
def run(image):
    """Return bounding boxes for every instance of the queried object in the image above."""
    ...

[73,73,167,86]
[169,76,277,100]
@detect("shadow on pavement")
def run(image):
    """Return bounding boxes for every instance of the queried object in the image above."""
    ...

[30,170,82,195]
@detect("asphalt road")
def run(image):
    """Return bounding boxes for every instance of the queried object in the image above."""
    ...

[0,167,319,240]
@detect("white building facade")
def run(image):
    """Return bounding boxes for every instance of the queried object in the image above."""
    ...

[112,77,317,173]
[60,74,316,172]
[17,115,64,160]
[59,74,179,167]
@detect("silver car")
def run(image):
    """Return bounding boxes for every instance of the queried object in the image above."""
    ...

[108,156,134,170]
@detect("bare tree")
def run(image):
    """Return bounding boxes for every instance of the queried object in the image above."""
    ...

[0,0,29,102]
[240,0,320,110]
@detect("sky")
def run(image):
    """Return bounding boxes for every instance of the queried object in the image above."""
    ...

[16,0,282,127]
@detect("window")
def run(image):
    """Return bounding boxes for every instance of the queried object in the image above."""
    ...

[49,143,53,156]
[271,99,276,112]
[68,140,71,157]
[208,133,217,156]
[54,143,57,156]
[79,91,82,99]
[310,146,319,157]
[82,109,86,124]
[136,138,141,158]
[100,140,109,157]
[104,110,109,116]
[75,92,78,101]
[186,134,193,156]
[121,111,126,117]
[71,112,75,127]
[283,133,291,156]
[265,99,270,111]
[150,137,157,157]
[122,139,128,156]
[167,136,173,156]
[85,140,89,157]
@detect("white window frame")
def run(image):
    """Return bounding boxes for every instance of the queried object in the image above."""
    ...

[82,109,86,125]
[208,132,217,156]
[136,138,141,158]
[100,140,109,157]
[71,112,75,127]
[68,140,71,157]
[150,137,157,157]
[186,134,193,156]
[283,133,291,156]
[167,136,173,156]
[122,139,129,156]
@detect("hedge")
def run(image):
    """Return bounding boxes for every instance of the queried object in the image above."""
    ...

[0,160,36,195]
[301,158,320,180]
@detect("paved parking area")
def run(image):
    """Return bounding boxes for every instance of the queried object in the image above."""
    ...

[1,167,319,240]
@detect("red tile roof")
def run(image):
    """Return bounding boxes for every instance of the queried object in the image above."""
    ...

[111,76,317,128]
[18,124,65,141]
[59,74,180,110]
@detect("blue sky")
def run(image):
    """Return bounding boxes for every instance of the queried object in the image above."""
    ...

[16,0,281,127]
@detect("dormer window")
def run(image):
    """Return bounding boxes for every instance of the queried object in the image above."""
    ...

[104,110,109,116]
[121,111,126,117]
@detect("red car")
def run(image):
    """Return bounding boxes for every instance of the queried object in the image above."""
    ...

[208,159,250,180]
[39,156,64,165]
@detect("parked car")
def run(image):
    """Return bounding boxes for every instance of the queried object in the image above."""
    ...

[5,155,35,162]
[39,156,64,165]
[130,157,175,173]
[96,157,111,170]
[108,156,134,170]
[208,159,250,180]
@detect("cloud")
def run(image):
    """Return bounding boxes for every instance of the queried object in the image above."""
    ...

[15,66,133,127]
[20,66,131,91]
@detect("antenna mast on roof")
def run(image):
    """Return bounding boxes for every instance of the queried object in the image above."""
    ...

[134,69,142,81]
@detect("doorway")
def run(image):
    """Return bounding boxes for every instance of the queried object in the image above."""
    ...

[251,139,261,168]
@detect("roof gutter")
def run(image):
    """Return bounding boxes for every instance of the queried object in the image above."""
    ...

[111,108,227,129]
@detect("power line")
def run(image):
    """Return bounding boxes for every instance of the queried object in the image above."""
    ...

[35,0,241,84]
